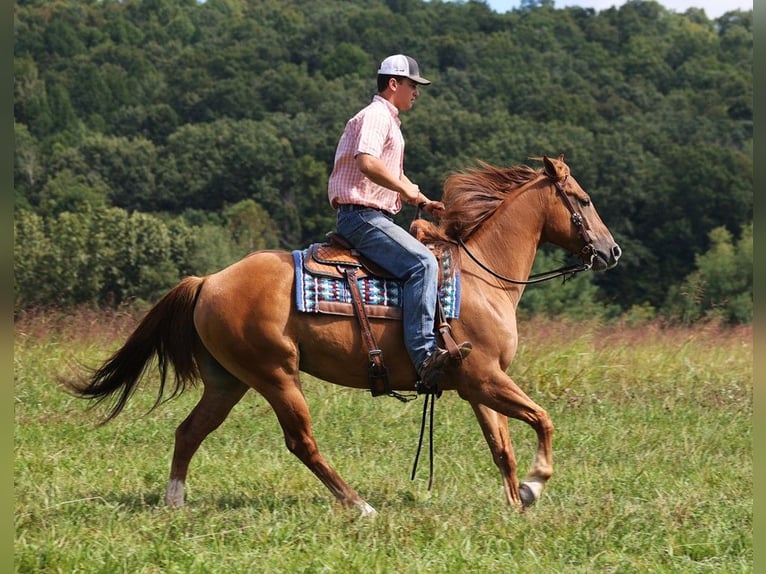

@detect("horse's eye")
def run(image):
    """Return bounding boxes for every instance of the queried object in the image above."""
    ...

[578,197,591,207]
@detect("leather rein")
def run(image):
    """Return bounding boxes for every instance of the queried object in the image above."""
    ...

[458,176,596,284]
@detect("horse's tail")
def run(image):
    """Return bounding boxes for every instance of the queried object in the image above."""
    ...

[66,276,206,424]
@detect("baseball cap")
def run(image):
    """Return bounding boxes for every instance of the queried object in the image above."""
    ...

[377,54,431,85]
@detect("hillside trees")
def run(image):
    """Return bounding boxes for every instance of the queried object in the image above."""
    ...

[663,223,752,323]
[13,200,271,310]
[13,0,752,321]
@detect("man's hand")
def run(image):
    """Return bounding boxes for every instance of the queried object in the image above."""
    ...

[423,200,445,218]
[400,181,421,204]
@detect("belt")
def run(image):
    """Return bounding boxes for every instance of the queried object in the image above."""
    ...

[337,204,394,217]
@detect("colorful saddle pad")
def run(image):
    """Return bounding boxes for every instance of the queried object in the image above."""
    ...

[292,246,461,320]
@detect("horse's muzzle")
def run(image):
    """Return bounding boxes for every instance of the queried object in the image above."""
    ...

[604,244,622,269]
[591,243,621,271]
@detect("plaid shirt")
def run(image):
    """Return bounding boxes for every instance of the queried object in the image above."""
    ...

[328,95,405,214]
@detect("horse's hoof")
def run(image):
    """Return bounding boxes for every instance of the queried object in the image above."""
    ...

[519,480,543,508]
[356,501,378,517]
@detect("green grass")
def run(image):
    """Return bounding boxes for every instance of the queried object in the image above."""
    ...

[14,310,752,573]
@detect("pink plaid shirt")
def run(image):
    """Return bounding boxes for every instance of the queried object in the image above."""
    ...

[328,95,405,215]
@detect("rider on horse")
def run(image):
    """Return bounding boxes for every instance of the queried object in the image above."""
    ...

[327,54,472,389]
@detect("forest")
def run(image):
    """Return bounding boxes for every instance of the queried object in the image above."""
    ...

[13,0,753,323]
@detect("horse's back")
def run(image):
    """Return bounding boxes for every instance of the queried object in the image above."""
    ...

[192,248,416,391]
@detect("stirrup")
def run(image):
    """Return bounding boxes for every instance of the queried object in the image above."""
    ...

[416,342,472,395]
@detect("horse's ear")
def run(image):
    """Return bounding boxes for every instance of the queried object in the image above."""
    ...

[542,155,567,181]
[542,156,557,178]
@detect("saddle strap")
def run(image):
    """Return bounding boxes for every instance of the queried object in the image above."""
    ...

[343,268,392,398]
[436,300,463,362]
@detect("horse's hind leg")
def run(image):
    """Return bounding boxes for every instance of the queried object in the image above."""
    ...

[260,382,377,517]
[165,348,248,507]
[470,403,522,507]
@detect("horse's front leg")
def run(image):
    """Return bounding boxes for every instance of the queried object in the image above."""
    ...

[470,403,522,507]
[460,371,554,509]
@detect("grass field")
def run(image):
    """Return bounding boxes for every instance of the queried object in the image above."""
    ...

[14,309,752,573]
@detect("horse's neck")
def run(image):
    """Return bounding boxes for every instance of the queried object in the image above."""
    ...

[464,185,545,305]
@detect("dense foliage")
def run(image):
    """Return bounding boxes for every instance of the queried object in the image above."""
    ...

[13,0,752,322]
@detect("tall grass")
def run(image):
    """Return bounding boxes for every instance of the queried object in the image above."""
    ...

[14,309,752,573]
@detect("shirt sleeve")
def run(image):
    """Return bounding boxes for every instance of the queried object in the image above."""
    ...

[355,106,390,159]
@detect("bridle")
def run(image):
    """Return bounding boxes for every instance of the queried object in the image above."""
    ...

[458,175,596,284]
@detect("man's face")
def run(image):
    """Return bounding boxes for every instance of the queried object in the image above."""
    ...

[392,78,421,111]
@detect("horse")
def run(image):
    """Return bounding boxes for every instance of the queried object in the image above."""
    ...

[65,154,621,516]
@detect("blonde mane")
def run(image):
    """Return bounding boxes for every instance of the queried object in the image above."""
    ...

[440,162,540,241]
[409,162,541,268]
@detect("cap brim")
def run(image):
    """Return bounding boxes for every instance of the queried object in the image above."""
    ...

[410,75,431,85]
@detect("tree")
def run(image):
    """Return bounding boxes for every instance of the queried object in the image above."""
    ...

[663,224,752,324]
[160,118,310,245]
[36,169,109,216]
[223,199,280,256]
[76,134,159,210]
[12,0,752,317]
[14,56,53,138]
[14,123,43,207]
[14,210,53,309]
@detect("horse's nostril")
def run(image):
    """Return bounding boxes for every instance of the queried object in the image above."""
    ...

[612,244,622,259]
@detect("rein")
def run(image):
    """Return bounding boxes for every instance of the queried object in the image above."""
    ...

[459,239,593,284]
[411,391,436,489]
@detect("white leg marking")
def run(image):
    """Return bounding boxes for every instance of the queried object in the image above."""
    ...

[356,501,378,517]
[164,478,186,507]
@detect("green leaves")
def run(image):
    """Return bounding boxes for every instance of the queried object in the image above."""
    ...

[13,206,256,309]
[12,0,752,320]
[664,223,752,324]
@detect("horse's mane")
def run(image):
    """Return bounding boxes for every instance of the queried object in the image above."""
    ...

[412,162,541,268]
[418,162,540,246]
[440,161,539,241]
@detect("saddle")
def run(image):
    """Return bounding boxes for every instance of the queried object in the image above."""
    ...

[304,233,396,281]
[309,231,463,401]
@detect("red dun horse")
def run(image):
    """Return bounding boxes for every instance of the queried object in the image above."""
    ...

[67,155,620,516]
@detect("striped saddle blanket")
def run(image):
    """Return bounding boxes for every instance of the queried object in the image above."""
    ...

[292,244,461,320]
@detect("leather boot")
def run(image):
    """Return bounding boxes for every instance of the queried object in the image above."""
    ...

[417,341,472,393]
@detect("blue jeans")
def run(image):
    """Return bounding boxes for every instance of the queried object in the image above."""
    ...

[336,207,438,369]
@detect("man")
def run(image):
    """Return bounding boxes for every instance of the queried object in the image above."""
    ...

[327,54,472,389]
